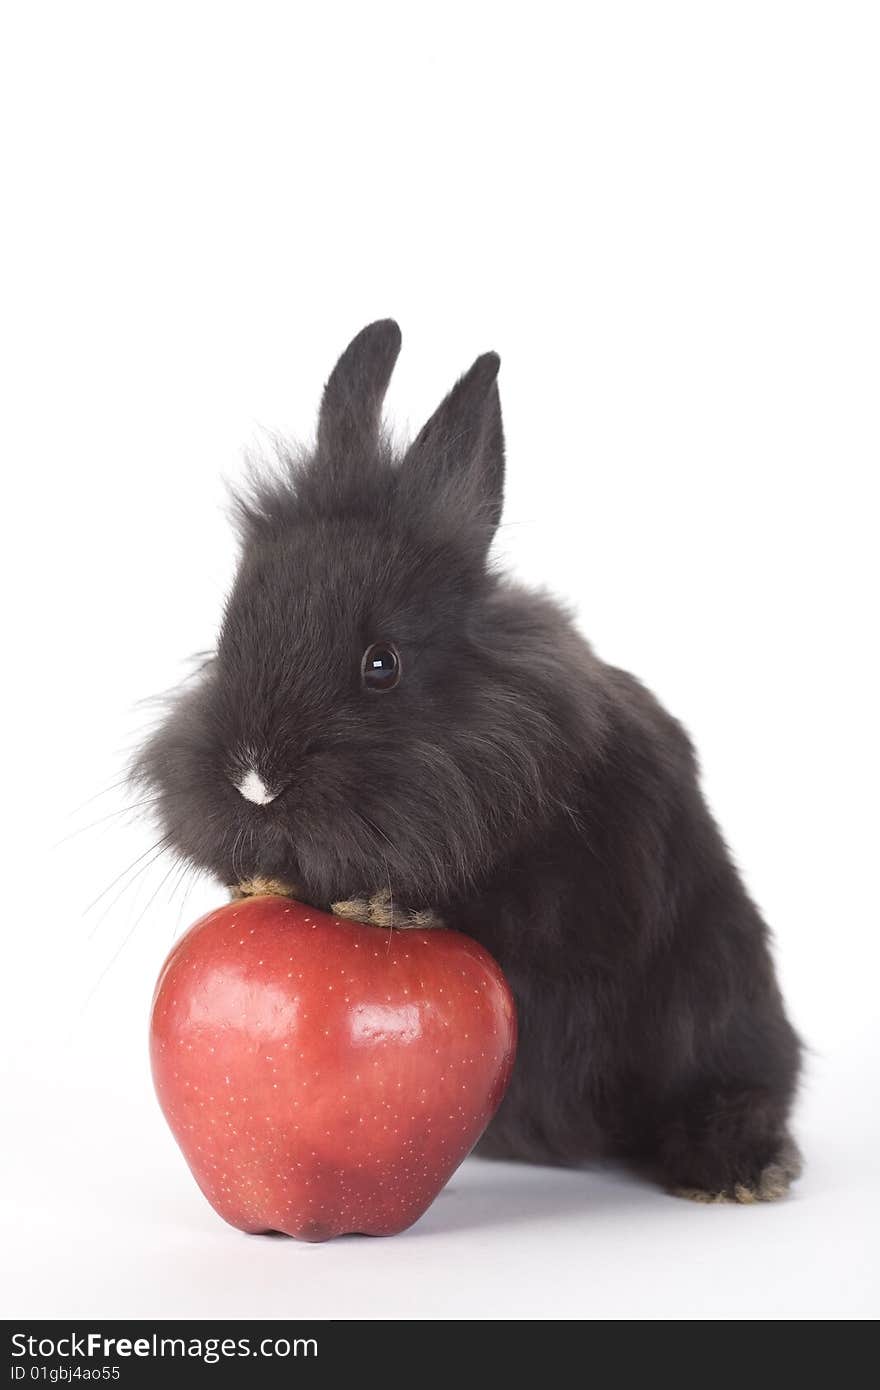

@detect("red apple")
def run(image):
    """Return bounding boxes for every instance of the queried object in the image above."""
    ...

[150,895,516,1240]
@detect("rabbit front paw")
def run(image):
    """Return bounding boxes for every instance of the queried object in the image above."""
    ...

[331,888,443,930]
[230,876,301,900]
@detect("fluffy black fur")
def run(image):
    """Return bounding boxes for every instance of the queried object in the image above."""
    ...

[135,320,802,1200]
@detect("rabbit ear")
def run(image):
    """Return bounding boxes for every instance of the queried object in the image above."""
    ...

[317,319,402,462]
[402,351,504,540]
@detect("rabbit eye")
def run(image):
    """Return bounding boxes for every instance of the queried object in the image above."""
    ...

[361,641,401,692]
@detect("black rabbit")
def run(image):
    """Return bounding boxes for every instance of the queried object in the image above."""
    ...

[135,320,802,1202]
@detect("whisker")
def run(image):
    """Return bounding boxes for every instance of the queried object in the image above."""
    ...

[80,855,184,1016]
[64,776,135,820]
[381,847,394,954]
[172,864,202,941]
[86,839,174,942]
[230,826,244,886]
[164,857,190,931]
[240,823,256,883]
[82,832,172,921]
[52,797,160,849]
[237,826,248,884]
[362,813,395,852]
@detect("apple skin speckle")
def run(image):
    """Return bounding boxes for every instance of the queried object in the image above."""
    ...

[150,895,517,1241]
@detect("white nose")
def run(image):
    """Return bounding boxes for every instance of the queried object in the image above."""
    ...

[235,769,277,805]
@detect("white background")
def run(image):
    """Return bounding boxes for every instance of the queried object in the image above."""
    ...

[2,1,878,1320]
